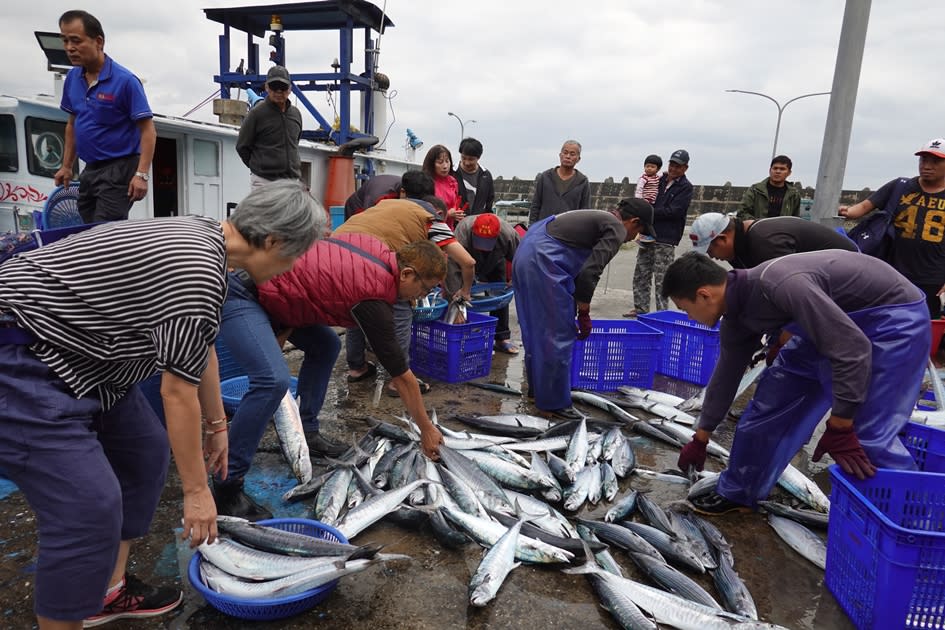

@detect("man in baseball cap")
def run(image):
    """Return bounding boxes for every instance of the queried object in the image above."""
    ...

[689,212,730,254]
[840,137,945,318]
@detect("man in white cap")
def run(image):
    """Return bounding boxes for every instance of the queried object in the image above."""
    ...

[841,138,945,317]
[690,212,856,269]
[236,65,303,188]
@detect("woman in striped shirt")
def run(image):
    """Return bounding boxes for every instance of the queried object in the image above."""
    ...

[0,179,322,628]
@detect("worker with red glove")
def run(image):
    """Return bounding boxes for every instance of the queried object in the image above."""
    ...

[512,199,655,420]
[667,250,927,515]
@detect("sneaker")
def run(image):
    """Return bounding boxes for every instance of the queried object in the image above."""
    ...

[211,478,272,521]
[538,406,586,421]
[306,432,348,457]
[689,490,752,516]
[84,574,182,628]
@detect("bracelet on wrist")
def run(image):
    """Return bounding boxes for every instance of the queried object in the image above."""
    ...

[204,426,228,435]
[202,416,227,426]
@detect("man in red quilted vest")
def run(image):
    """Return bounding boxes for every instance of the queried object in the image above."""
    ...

[212,238,446,520]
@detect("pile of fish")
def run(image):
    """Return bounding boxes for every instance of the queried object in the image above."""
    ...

[263,378,832,627]
[196,516,410,601]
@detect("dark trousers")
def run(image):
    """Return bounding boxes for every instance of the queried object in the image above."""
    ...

[78,154,140,223]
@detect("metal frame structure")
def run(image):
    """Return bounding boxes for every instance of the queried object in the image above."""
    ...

[204,0,393,147]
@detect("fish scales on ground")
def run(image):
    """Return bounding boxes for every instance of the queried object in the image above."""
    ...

[766,514,827,570]
[272,390,313,484]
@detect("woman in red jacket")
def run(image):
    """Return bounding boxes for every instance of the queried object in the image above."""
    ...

[422,144,463,226]
[212,237,446,520]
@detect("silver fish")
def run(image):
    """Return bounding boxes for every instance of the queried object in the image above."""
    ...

[636,492,676,537]
[610,438,637,477]
[618,386,686,408]
[576,519,665,563]
[758,501,829,529]
[314,466,354,526]
[468,515,524,606]
[503,489,577,538]
[586,462,603,506]
[767,514,827,570]
[687,512,734,568]
[576,524,625,578]
[711,553,758,620]
[600,427,626,462]
[547,450,576,485]
[272,390,312,484]
[776,464,830,513]
[198,538,347,581]
[500,435,571,453]
[565,418,589,477]
[605,490,639,523]
[666,510,717,571]
[570,390,640,424]
[629,552,722,610]
[438,445,514,515]
[562,545,656,630]
[441,506,574,564]
[335,479,431,540]
[199,553,409,599]
[600,462,619,502]
[462,449,550,491]
[282,469,334,503]
[436,464,489,518]
[215,516,380,559]
[620,521,706,574]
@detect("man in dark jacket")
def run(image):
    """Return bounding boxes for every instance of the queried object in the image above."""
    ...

[452,137,495,216]
[236,65,303,188]
[628,149,693,316]
[737,155,801,219]
[689,212,856,268]
[528,140,590,224]
[664,251,928,515]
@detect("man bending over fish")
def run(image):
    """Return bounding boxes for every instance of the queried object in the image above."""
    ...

[663,251,928,514]
[213,237,447,520]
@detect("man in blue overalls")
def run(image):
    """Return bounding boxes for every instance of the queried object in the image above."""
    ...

[513,199,655,420]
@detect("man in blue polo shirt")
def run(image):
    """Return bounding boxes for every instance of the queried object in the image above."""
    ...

[54,10,156,223]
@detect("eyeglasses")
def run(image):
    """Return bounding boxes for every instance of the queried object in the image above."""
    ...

[268,82,290,92]
[406,267,438,293]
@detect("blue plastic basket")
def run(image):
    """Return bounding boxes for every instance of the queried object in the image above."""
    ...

[901,422,945,473]
[571,320,663,391]
[410,311,498,383]
[467,282,514,313]
[220,376,298,414]
[188,518,348,621]
[638,311,720,385]
[412,297,448,322]
[826,466,945,630]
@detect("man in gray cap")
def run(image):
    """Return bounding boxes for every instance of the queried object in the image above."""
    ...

[627,149,693,317]
[236,65,303,188]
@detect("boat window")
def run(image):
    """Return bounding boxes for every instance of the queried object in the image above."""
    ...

[25,117,72,179]
[0,115,17,173]
[193,139,219,177]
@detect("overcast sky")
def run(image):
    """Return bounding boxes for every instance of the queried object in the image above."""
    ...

[3,1,942,190]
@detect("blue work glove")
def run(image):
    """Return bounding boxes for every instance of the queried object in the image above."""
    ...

[678,434,708,473]
[576,308,592,340]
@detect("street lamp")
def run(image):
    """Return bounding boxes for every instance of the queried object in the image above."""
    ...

[725,89,830,159]
[447,111,476,145]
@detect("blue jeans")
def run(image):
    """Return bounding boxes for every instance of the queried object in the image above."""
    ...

[218,274,340,482]
[345,298,413,370]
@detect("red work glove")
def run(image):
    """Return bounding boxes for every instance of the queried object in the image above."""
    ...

[812,424,876,480]
[678,434,708,472]
[576,308,592,340]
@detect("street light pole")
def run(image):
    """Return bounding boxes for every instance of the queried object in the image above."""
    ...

[725,89,830,159]
[447,111,476,146]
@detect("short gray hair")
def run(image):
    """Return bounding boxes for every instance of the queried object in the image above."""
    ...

[229,180,325,257]
[561,140,582,154]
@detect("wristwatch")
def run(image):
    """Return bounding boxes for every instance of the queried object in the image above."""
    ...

[134,171,149,181]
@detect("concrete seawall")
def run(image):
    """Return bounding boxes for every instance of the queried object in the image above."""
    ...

[493,175,875,219]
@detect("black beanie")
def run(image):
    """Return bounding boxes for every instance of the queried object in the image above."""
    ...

[644,154,663,168]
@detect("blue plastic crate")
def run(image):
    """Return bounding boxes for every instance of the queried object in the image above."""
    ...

[409,311,497,383]
[571,319,662,391]
[220,376,298,415]
[826,466,945,630]
[638,311,720,385]
[901,422,945,473]
[189,518,347,620]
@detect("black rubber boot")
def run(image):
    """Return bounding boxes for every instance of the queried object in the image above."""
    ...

[306,432,348,457]
[211,478,272,522]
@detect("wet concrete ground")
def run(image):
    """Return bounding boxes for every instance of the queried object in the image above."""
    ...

[0,242,857,629]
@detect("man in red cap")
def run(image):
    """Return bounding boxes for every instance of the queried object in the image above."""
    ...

[841,137,945,317]
[448,213,522,353]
